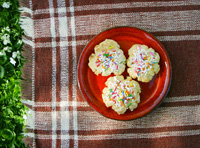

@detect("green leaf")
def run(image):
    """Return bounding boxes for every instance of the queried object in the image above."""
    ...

[0,54,7,64]
[6,108,13,116]
[0,1,27,147]
[0,66,5,78]
[14,39,23,49]
[10,143,16,148]
[1,129,14,140]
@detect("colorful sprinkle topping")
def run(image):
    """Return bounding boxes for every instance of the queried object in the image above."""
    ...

[106,78,137,107]
[130,46,159,76]
[95,48,124,72]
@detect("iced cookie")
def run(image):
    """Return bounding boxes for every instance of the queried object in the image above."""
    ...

[88,39,126,76]
[127,44,160,82]
[102,76,141,115]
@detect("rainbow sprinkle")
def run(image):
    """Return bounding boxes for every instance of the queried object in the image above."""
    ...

[130,45,159,77]
[95,47,124,72]
[107,79,137,107]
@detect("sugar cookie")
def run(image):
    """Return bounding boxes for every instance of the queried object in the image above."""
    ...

[102,76,141,115]
[88,39,126,76]
[127,44,160,82]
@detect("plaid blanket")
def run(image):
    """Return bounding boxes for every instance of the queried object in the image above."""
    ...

[20,0,200,147]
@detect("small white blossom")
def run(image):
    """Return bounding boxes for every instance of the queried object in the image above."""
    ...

[12,51,20,59]
[10,57,16,66]
[3,46,12,52]
[3,40,10,45]
[23,115,27,119]
[2,26,10,32]
[12,52,18,58]
[0,52,3,56]
[1,34,10,45]
[2,2,11,8]
[27,110,31,114]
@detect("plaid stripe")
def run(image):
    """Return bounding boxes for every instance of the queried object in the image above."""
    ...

[68,0,79,147]
[58,1,70,147]
[33,0,199,15]
[20,0,200,147]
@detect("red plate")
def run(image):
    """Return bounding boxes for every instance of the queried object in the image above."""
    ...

[78,27,172,120]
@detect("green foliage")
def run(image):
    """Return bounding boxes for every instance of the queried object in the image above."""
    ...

[0,0,28,147]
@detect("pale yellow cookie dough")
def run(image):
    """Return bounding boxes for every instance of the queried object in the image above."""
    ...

[127,44,160,82]
[88,39,126,76]
[102,76,141,115]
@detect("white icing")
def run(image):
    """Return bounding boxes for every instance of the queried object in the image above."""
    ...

[96,49,123,73]
[106,77,138,108]
[130,46,158,76]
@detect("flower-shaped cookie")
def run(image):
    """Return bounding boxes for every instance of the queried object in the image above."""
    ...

[88,39,126,76]
[127,44,160,82]
[102,76,141,115]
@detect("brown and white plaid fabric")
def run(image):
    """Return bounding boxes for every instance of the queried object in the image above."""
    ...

[19,0,200,147]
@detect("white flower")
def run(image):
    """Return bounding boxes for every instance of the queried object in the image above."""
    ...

[27,110,31,114]
[3,46,12,52]
[12,51,20,59]
[12,52,18,58]
[1,34,10,45]
[2,2,11,8]
[10,57,16,66]
[23,115,27,119]
[3,39,10,45]
[0,52,3,56]
[2,26,10,32]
